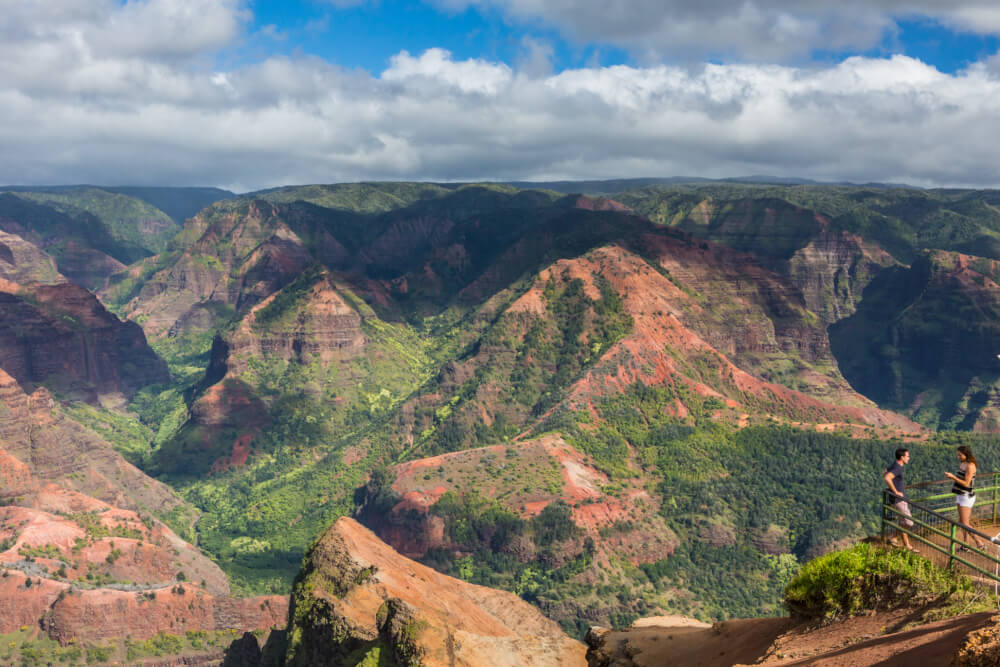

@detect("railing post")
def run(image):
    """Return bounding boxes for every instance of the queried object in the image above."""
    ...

[992,475,997,526]
[881,490,887,544]
[949,523,957,570]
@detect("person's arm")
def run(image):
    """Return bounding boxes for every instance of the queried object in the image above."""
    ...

[945,464,976,486]
[884,470,902,497]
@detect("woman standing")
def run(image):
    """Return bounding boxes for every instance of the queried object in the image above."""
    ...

[945,446,987,550]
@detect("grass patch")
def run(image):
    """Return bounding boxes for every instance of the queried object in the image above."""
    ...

[784,543,972,619]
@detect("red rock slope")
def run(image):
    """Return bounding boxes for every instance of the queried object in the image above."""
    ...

[285,517,586,666]
[0,368,287,643]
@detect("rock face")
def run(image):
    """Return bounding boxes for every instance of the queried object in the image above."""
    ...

[955,613,1000,666]
[586,611,999,667]
[106,199,314,339]
[786,229,895,324]
[0,368,288,643]
[285,517,586,666]
[831,250,1000,430]
[42,583,286,644]
[0,368,180,514]
[223,272,365,375]
[0,281,168,401]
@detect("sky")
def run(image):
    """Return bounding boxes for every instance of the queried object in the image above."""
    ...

[4,0,1000,191]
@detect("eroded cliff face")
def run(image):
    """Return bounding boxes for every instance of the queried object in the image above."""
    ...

[0,281,168,401]
[285,517,586,667]
[108,200,314,339]
[0,368,288,644]
[0,368,179,514]
[627,196,897,325]
[786,230,896,323]
[571,241,918,430]
[831,250,1000,430]
[168,270,369,474]
[0,192,139,289]
[224,273,365,375]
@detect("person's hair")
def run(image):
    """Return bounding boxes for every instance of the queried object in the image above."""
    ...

[894,448,909,461]
[957,445,978,465]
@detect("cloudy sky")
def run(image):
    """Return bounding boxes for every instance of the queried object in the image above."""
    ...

[4,0,1000,191]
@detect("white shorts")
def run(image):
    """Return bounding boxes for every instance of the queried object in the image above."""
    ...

[956,493,976,508]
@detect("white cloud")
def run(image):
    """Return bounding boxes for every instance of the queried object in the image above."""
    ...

[429,0,1000,61]
[2,1,1000,190]
[383,49,513,95]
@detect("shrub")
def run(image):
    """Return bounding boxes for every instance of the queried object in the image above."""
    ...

[784,543,970,619]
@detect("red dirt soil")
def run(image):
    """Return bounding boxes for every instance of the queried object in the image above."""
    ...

[590,610,997,667]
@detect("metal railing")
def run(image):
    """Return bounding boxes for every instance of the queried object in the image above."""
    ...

[882,473,1000,584]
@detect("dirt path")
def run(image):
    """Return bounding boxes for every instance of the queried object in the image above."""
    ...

[590,610,997,667]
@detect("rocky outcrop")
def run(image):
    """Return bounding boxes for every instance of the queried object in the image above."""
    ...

[42,585,286,644]
[224,273,365,375]
[955,613,1000,666]
[0,368,180,514]
[787,229,895,323]
[109,200,314,338]
[586,611,1000,667]
[0,281,168,401]
[285,517,586,666]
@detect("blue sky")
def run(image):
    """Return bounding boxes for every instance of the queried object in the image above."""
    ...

[245,0,632,73]
[241,1,998,74]
[4,0,1000,189]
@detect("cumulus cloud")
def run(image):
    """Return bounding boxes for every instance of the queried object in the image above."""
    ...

[2,1,1000,190]
[430,0,1000,61]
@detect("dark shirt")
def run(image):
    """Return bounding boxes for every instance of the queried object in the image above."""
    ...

[886,461,905,498]
[952,462,975,494]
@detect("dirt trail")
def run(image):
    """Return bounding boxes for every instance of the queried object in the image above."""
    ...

[588,610,997,667]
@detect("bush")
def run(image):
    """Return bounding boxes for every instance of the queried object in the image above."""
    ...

[784,543,970,619]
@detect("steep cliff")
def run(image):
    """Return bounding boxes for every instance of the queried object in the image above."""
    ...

[0,280,168,401]
[285,517,585,666]
[831,250,1000,430]
[104,199,314,340]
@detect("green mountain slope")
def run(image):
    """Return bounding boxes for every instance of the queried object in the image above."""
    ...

[37,180,1000,631]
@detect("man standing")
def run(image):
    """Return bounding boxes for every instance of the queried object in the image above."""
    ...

[884,448,916,551]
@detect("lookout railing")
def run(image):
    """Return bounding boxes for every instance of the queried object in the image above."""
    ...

[882,472,1000,583]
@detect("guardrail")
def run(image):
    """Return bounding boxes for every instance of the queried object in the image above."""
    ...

[882,473,1000,584]
[909,473,1000,523]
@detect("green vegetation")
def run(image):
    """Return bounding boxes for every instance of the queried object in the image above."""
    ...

[63,403,155,466]
[37,180,1000,637]
[617,183,1000,265]
[12,187,178,254]
[254,181,450,213]
[784,543,972,618]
